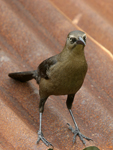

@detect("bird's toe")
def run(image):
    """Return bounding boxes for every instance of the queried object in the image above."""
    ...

[37,131,53,147]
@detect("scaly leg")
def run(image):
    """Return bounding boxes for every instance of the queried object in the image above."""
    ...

[67,109,92,145]
[37,113,53,147]
[66,94,92,145]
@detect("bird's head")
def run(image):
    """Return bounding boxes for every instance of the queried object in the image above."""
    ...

[66,30,86,50]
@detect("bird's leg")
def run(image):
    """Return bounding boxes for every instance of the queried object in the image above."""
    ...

[66,94,92,145]
[37,113,53,147]
[37,97,53,147]
[67,109,92,145]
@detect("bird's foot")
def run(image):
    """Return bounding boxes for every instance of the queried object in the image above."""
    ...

[67,123,93,145]
[37,131,53,147]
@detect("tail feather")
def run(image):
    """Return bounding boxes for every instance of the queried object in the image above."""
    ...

[8,70,37,82]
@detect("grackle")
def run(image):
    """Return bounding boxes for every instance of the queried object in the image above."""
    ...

[8,30,92,147]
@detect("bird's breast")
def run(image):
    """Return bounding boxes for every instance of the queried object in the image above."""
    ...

[44,58,87,95]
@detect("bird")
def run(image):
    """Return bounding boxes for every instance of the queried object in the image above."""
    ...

[8,30,92,147]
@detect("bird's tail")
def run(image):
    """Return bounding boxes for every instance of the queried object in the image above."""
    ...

[8,70,37,82]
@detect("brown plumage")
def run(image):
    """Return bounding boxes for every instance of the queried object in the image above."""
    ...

[8,30,92,147]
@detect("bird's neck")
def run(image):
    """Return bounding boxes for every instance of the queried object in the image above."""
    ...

[60,45,85,61]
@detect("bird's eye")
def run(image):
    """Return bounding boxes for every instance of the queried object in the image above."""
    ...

[83,36,86,42]
[69,37,77,44]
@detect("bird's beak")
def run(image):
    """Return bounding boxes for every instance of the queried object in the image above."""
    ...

[76,37,86,46]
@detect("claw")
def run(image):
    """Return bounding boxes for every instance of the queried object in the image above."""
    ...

[79,133,86,145]
[37,131,53,147]
[73,132,77,143]
[67,123,92,145]
[67,123,74,133]
[82,134,93,141]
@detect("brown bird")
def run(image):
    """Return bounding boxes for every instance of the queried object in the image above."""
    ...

[8,30,92,147]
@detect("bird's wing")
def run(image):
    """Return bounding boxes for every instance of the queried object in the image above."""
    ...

[37,55,58,82]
